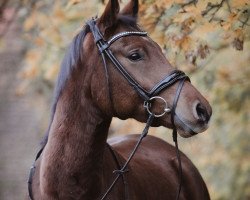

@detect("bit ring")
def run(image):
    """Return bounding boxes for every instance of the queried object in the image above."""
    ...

[144,96,171,118]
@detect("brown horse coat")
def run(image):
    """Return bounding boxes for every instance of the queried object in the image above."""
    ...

[28,0,212,199]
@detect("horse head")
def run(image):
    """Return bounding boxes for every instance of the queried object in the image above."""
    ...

[83,0,212,138]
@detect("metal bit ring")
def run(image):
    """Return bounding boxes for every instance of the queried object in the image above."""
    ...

[144,96,171,118]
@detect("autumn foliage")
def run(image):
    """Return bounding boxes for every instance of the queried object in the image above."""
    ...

[0,0,249,199]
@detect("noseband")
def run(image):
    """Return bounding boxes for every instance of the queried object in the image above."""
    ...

[87,19,189,200]
[27,18,190,200]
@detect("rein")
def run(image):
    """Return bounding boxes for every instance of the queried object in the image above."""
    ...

[27,18,190,200]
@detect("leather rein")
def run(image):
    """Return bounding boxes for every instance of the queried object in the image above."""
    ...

[28,18,190,200]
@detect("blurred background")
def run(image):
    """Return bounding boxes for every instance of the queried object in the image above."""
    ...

[0,0,249,199]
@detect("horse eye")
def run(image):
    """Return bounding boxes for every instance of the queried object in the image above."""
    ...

[128,52,142,61]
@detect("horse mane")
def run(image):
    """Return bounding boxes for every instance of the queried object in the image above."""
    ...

[40,15,138,147]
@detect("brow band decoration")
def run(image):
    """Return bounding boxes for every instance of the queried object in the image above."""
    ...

[107,31,148,46]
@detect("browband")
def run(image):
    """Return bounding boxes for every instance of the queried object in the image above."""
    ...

[107,31,148,46]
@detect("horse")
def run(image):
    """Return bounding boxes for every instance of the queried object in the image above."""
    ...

[27,0,212,199]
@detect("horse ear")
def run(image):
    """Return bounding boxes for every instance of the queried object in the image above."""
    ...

[99,0,120,28]
[120,0,139,18]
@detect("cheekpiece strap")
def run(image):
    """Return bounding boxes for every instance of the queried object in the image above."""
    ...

[86,19,103,43]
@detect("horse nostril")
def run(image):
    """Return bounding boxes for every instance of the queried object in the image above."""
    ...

[196,103,209,123]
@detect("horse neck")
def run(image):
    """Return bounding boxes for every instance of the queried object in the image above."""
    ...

[40,66,112,198]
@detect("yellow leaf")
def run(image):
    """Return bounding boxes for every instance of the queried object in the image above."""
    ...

[40,28,62,45]
[222,21,232,31]
[15,81,28,96]
[151,30,166,47]
[231,0,249,7]
[34,37,45,47]
[52,0,67,26]
[174,35,192,51]
[25,50,41,67]
[181,17,195,34]
[66,0,81,9]
[234,28,244,39]
[21,65,39,79]
[218,67,230,80]
[44,64,59,81]
[36,13,50,29]
[228,12,238,21]
[232,29,244,50]
[23,14,36,31]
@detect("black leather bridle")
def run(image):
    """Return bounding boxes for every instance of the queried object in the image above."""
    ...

[86,19,190,200]
[28,18,190,200]
[87,19,188,102]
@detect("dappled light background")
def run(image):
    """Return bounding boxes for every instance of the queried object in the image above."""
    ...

[0,0,249,199]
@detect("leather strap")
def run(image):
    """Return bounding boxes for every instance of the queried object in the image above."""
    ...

[86,19,190,102]
[106,144,129,200]
[100,114,155,200]
[27,146,44,200]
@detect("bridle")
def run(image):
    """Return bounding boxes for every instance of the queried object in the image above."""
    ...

[87,19,190,200]
[27,18,191,200]
[87,19,188,103]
